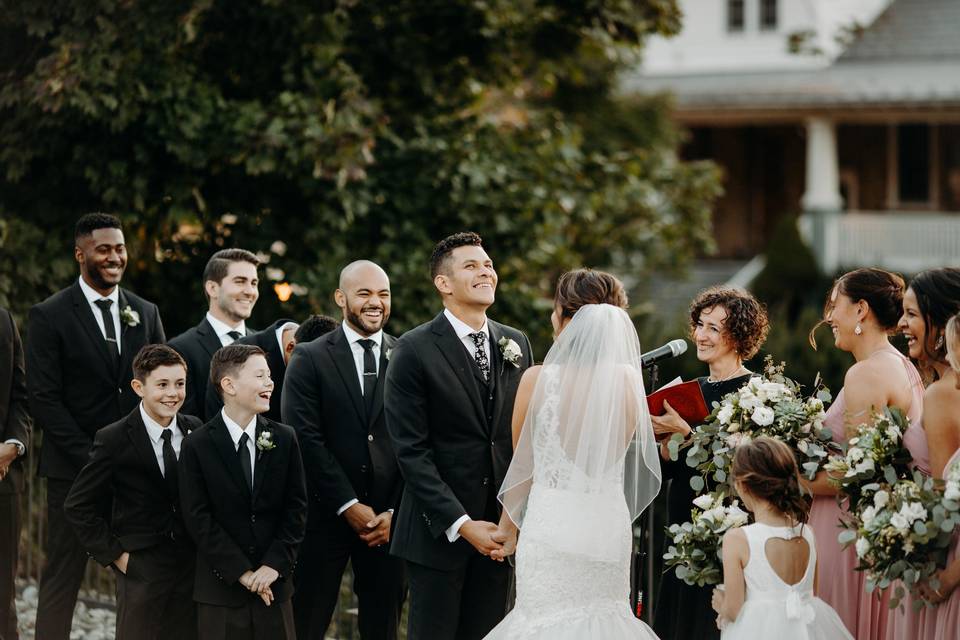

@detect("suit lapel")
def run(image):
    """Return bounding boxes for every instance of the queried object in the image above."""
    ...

[488,323,507,428]
[116,289,138,383]
[252,416,273,502]
[209,415,252,500]
[329,329,366,425]
[431,313,486,426]
[366,334,393,428]
[70,283,116,374]
[125,409,167,489]
[197,319,224,359]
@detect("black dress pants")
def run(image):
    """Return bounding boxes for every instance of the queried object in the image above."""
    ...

[0,492,20,640]
[114,541,196,640]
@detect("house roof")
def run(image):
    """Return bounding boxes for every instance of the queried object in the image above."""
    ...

[623,0,960,119]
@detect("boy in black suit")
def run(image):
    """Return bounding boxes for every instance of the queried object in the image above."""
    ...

[180,344,307,639]
[65,344,200,640]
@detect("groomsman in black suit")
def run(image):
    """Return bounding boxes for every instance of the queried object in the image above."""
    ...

[205,318,298,422]
[180,344,307,640]
[26,213,165,640]
[64,345,201,640]
[1,306,31,640]
[385,232,534,640]
[283,261,405,640]
[168,248,260,419]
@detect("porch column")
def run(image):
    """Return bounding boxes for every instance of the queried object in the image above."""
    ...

[801,117,842,273]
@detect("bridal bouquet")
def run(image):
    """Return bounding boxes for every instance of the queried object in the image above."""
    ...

[838,467,960,609]
[672,358,834,494]
[824,407,913,510]
[663,492,750,587]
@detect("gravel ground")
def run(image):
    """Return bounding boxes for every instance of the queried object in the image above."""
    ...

[15,579,116,640]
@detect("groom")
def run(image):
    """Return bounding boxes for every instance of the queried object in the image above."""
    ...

[385,232,533,640]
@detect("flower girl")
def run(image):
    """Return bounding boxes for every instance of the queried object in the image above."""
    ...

[712,437,852,639]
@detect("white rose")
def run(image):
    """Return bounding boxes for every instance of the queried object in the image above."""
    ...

[944,481,960,502]
[739,393,760,413]
[693,494,715,510]
[723,506,749,529]
[855,537,871,558]
[759,382,786,401]
[717,404,735,425]
[873,490,889,508]
[861,505,877,527]
[899,502,927,524]
[890,513,910,532]
[751,406,775,427]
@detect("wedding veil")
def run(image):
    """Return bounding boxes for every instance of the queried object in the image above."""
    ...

[498,303,661,530]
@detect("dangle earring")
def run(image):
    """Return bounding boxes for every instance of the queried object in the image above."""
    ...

[854,323,863,336]
[936,335,945,350]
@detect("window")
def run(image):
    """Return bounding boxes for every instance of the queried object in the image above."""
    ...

[898,124,930,203]
[760,0,778,30]
[727,0,745,32]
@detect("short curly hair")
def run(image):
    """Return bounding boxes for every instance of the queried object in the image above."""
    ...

[429,231,484,279]
[689,286,769,359]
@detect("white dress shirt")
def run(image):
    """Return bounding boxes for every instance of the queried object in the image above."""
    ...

[335,322,384,516]
[222,409,257,484]
[78,276,122,354]
[139,403,183,477]
[206,312,247,347]
[442,308,491,542]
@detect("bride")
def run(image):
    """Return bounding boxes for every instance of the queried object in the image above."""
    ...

[484,269,662,639]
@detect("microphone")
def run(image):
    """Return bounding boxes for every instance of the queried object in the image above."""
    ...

[641,339,688,368]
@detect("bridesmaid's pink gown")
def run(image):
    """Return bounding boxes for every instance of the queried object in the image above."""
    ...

[933,447,960,639]
[809,347,924,640]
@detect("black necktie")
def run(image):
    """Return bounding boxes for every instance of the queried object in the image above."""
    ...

[160,429,178,495]
[226,330,242,343]
[358,339,377,414]
[94,299,120,367]
[469,332,490,381]
[237,432,253,490]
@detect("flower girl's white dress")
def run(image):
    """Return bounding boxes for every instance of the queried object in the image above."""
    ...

[722,522,852,640]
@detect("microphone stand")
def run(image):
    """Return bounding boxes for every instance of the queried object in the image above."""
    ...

[632,362,659,624]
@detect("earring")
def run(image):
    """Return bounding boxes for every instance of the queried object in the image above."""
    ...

[936,335,945,350]
[854,323,863,336]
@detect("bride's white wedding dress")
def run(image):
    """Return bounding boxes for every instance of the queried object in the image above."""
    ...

[485,356,661,639]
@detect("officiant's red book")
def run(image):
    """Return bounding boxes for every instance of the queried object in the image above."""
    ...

[646,381,709,433]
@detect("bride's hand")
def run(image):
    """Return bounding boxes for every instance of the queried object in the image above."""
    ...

[710,586,725,614]
[650,400,691,438]
[489,527,517,562]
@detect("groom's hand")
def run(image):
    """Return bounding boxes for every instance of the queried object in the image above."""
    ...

[459,520,503,556]
[343,502,378,536]
[359,511,392,548]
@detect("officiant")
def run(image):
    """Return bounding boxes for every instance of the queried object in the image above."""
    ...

[649,286,769,640]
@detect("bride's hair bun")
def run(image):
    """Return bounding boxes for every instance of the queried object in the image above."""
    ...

[555,269,628,320]
[731,436,810,525]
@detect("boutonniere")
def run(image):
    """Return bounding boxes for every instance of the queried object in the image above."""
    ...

[256,430,276,453]
[498,337,522,368]
[385,347,393,361]
[120,305,140,327]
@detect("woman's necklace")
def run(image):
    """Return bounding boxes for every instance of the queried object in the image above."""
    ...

[707,364,748,384]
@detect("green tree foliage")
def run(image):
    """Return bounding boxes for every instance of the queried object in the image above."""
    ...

[0,0,721,352]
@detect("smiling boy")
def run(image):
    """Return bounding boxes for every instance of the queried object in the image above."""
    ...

[179,344,307,639]
[65,344,200,640]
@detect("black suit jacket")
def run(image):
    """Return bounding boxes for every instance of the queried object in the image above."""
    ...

[179,413,307,606]
[26,282,165,480]
[169,317,253,420]
[0,307,31,495]
[281,326,401,529]
[385,312,533,570]
[63,408,202,566]
[204,318,294,423]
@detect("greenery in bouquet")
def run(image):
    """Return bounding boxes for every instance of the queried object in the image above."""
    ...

[669,357,834,494]
[824,407,914,511]
[838,469,960,609]
[663,491,750,587]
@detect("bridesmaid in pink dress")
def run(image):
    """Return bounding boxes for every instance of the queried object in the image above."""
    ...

[803,269,921,640]
[887,269,960,640]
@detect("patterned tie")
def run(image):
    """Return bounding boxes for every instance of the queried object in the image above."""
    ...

[160,429,179,495]
[469,332,490,382]
[94,299,120,368]
[237,432,253,491]
[226,330,242,343]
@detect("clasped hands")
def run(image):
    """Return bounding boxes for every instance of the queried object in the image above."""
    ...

[460,520,516,562]
[343,502,392,547]
[0,442,18,482]
[240,565,279,606]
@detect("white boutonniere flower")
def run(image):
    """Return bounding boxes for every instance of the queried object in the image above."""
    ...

[256,430,276,453]
[120,305,140,327]
[385,347,392,361]
[498,337,522,368]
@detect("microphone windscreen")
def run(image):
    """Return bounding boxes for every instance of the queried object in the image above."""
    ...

[668,339,688,356]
